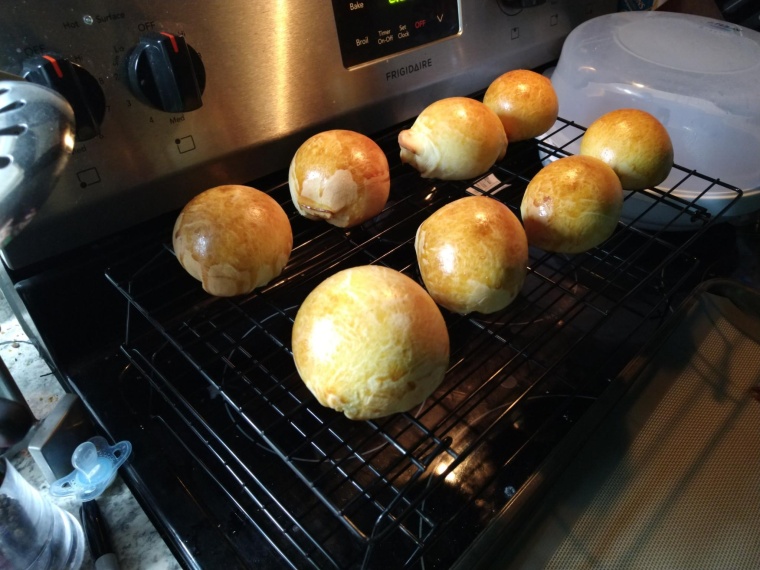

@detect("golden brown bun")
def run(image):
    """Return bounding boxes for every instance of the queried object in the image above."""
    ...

[173,185,292,297]
[415,196,528,314]
[289,130,390,228]
[520,155,623,253]
[483,69,559,142]
[292,266,449,420]
[398,97,507,180]
[579,108,674,190]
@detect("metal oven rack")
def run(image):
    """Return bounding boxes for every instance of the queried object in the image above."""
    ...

[104,117,742,569]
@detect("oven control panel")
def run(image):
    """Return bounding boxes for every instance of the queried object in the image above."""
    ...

[0,0,617,269]
[331,0,460,68]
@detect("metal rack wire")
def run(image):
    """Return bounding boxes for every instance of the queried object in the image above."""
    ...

[104,117,742,569]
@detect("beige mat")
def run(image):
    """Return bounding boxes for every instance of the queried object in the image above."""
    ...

[503,281,760,570]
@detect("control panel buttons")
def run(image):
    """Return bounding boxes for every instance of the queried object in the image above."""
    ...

[331,0,460,68]
[126,32,205,113]
[22,54,106,141]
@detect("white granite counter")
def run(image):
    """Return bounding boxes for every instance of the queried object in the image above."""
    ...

[1,291,181,570]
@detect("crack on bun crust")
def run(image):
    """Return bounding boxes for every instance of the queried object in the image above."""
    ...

[289,130,390,228]
[173,185,293,297]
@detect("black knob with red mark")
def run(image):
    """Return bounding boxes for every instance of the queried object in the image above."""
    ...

[127,32,205,113]
[22,54,106,141]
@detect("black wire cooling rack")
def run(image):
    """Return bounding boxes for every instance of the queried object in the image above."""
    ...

[104,116,742,569]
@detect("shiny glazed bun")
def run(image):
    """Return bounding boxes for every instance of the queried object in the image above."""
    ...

[579,108,674,190]
[289,130,390,228]
[173,185,293,297]
[292,265,450,420]
[398,97,507,180]
[415,196,528,314]
[520,155,623,253]
[483,69,559,142]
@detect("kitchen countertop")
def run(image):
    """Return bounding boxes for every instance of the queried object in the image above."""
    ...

[0,291,181,570]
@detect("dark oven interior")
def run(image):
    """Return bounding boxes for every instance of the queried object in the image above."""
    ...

[5,110,748,569]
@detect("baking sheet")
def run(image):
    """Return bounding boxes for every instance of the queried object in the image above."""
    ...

[468,279,760,569]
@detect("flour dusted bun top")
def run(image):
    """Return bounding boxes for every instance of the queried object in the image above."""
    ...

[172,185,293,297]
[291,265,450,421]
[289,129,390,228]
[415,196,528,315]
[580,108,674,191]
[398,97,507,181]
[483,69,559,142]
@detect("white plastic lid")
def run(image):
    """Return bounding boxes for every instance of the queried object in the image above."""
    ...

[550,11,760,192]
[616,16,759,75]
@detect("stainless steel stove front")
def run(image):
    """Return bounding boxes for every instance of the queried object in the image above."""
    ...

[0,0,616,268]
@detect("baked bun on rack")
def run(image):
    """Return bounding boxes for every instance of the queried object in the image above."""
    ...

[415,196,528,314]
[398,97,507,180]
[580,108,674,190]
[520,155,623,253]
[289,129,390,228]
[483,69,559,142]
[292,265,450,420]
[173,185,293,297]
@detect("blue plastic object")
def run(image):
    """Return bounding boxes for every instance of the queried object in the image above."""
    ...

[50,436,131,501]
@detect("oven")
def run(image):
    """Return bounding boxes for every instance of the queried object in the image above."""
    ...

[1,2,759,569]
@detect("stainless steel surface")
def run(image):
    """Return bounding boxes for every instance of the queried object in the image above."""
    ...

[0,79,73,453]
[0,0,616,268]
[28,394,97,484]
[0,80,74,246]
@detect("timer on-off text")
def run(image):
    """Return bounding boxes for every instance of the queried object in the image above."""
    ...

[332,0,459,68]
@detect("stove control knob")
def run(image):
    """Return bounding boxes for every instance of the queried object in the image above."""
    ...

[22,55,106,142]
[127,32,205,113]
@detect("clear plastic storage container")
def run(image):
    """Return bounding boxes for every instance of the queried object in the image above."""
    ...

[543,11,760,229]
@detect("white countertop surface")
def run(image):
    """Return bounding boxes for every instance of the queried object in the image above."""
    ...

[1,290,181,570]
